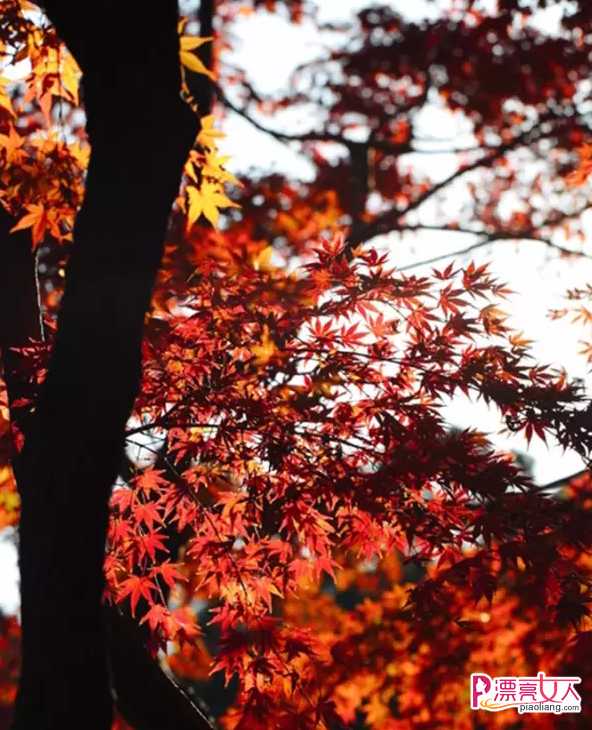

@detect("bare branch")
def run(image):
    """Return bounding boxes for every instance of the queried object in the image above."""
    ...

[219,88,490,156]
[347,119,565,251]
[393,203,592,270]
[397,235,592,272]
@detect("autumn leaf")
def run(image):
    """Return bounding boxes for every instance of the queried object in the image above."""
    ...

[138,529,167,561]
[152,562,184,590]
[118,575,156,616]
[197,114,225,149]
[140,603,170,633]
[0,125,23,159]
[134,469,168,497]
[179,35,215,79]
[187,180,238,227]
[10,204,49,247]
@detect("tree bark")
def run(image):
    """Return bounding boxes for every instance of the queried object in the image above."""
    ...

[0,253,215,727]
[7,3,199,728]
[107,609,214,730]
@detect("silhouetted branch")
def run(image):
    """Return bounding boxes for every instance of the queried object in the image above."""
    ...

[220,88,490,156]
[397,236,592,272]
[394,204,592,270]
[347,118,565,251]
[533,468,588,492]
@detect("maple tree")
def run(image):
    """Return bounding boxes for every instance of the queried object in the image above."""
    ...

[1,1,592,729]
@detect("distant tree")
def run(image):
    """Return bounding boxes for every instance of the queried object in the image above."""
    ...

[220,0,592,268]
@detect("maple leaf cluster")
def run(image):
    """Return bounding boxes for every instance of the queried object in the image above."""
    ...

[0,1,84,248]
[99,227,592,726]
[0,3,234,251]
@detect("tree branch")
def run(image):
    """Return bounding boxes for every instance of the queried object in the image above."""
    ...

[218,84,573,164]
[219,94,582,265]
[346,118,563,251]
[219,87,493,156]
[396,236,592,272]
[534,468,588,492]
[108,609,215,730]
[393,204,592,271]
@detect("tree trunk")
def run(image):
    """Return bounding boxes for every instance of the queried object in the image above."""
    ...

[8,3,199,728]
[0,228,215,730]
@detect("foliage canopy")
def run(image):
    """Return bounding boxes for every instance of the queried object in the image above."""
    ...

[2,1,592,728]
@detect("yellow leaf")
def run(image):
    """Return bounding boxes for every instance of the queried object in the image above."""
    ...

[197,114,225,149]
[180,36,215,79]
[187,181,238,228]
[180,35,213,51]
[251,246,274,271]
[184,158,198,182]
[180,51,215,78]
[187,185,204,226]
[202,150,238,185]
[0,464,19,529]
[60,51,81,104]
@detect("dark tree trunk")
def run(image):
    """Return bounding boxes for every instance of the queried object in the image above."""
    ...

[4,3,204,728]
[107,610,214,729]
[0,168,214,730]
